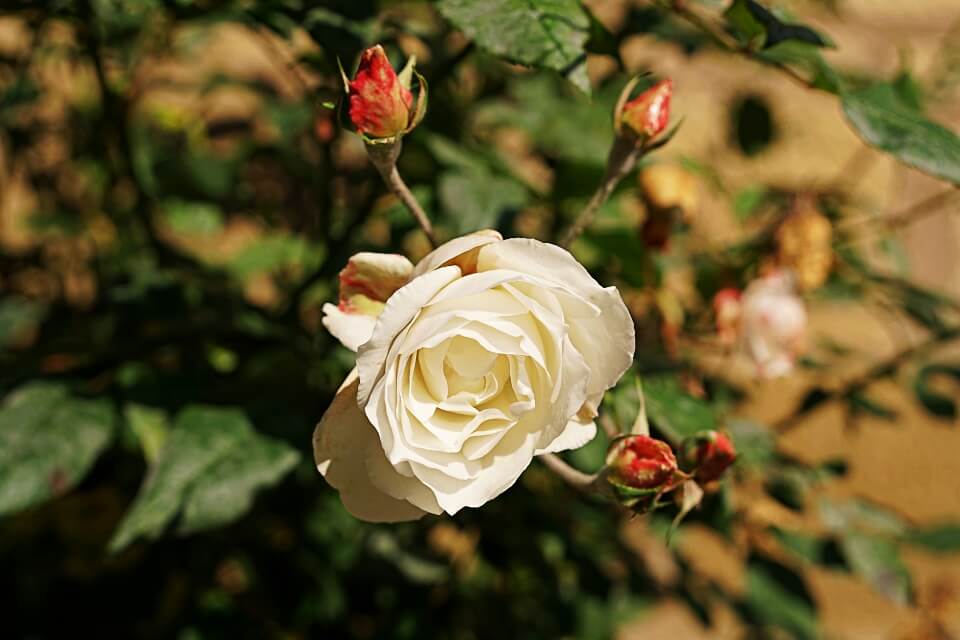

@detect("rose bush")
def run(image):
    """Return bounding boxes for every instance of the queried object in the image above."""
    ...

[314,231,635,521]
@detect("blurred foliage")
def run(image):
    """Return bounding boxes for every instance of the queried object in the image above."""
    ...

[2,0,960,638]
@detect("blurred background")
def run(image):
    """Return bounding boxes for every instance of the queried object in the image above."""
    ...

[2,0,960,638]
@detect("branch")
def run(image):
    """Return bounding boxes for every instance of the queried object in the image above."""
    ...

[561,135,640,247]
[775,324,960,432]
[366,141,438,247]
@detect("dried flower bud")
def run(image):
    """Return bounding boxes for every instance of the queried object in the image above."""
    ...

[606,435,678,492]
[681,431,737,483]
[713,288,742,346]
[620,79,672,141]
[776,199,833,292]
[347,45,422,140]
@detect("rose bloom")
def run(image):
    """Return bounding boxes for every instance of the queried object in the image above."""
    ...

[315,231,635,521]
[739,270,807,378]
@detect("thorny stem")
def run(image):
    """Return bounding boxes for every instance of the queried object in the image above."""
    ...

[366,141,438,248]
[561,135,641,247]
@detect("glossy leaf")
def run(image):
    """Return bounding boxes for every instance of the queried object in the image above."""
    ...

[842,83,960,185]
[109,406,299,551]
[437,0,592,94]
[643,375,717,444]
[0,383,115,516]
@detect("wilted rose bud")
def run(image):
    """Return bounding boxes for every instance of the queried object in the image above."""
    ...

[347,45,423,140]
[712,288,742,347]
[681,431,737,483]
[619,79,672,142]
[776,198,833,292]
[740,270,807,378]
[606,435,678,492]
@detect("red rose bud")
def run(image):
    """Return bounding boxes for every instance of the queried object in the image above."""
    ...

[682,431,736,483]
[348,45,414,139]
[607,435,678,491]
[620,79,672,141]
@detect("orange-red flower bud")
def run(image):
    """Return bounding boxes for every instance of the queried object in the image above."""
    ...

[348,45,414,139]
[620,79,672,141]
[681,431,736,483]
[607,435,678,491]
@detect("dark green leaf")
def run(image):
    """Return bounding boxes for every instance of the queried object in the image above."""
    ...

[437,0,592,94]
[905,523,960,552]
[743,555,819,640]
[438,171,528,234]
[643,375,716,444]
[840,533,911,604]
[842,83,960,185]
[725,0,832,50]
[0,383,115,516]
[913,363,960,419]
[109,406,299,551]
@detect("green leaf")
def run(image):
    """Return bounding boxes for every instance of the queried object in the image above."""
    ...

[842,83,960,185]
[726,418,776,471]
[905,523,960,552]
[226,234,325,281]
[771,528,828,564]
[743,556,819,640]
[819,498,908,537]
[0,296,45,349]
[0,383,115,516]
[124,404,170,464]
[840,533,912,604]
[437,0,592,94]
[438,171,528,234]
[913,363,960,420]
[161,200,224,236]
[109,406,299,551]
[725,0,832,50]
[643,375,716,444]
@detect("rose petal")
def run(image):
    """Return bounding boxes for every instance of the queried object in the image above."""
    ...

[412,230,502,278]
[313,373,428,522]
[322,303,378,352]
[535,417,598,455]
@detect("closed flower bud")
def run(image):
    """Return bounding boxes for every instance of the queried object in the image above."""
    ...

[681,431,736,483]
[606,435,678,492]
[348,45,422,140]
[619,79,672,141]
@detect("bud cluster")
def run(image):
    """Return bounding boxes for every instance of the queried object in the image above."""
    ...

[605,430,737,514]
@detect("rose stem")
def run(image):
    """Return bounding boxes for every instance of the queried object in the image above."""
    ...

[540,453,599,492]
[366,141,438,248]
[560,135,640,248]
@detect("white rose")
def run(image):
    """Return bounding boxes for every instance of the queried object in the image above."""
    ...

[314,231,635,521]
[740,270,807,379]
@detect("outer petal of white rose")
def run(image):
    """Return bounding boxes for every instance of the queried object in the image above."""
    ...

[535,417,597,455]
[313,374,427,522]
[476,237,604,300]
[357,266,461,406]
[322,303,378,352]
[411,230,502,278]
